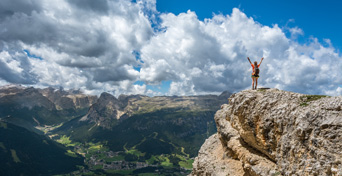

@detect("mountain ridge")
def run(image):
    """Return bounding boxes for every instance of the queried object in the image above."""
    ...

[78,90,232,129]
[54,89,232,155]
[0,84,233,175]
[0,85,97,132]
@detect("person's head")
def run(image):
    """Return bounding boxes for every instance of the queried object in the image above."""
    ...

[254,61,258,66]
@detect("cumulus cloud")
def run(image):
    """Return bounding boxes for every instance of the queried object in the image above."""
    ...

[0,0,43,19]
[0,49,37,84]
[0,1,341,96]
[67,0,109,14]
[140,8,342,96]
[0,0,154,96]
[140,9,285,94]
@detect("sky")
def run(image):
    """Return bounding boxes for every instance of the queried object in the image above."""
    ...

[157,0,342,50]
[0,0,341,96]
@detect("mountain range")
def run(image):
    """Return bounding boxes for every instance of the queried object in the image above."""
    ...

[0,84,231,175]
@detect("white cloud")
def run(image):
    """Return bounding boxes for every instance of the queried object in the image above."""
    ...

[0,0,154,95]
[140,9,286,94]
[289,26,304,37]
[140,8,342,96]
[0,49,37,84]
[0,1,341,96]
[0,51,23,73]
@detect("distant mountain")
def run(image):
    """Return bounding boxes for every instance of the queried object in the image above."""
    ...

[0,85,232,175]
[79,92,128,128]
[0,85,97,132]
[80,92,230,127]
[55,91,231,157]
[0,121,84,175]
[38,87,97,112]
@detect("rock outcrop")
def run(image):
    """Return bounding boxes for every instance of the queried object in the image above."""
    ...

[38,87,97,110]
[80,92,126,128]
[0,86,56,111]
[192,88,342,176]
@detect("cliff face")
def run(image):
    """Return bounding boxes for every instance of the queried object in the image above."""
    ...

[0,86,56,111]
[80,92,126,128]
[38,87,97,110]
[192,89,342,176]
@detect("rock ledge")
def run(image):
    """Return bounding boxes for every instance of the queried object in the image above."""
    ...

[191,89,342,176]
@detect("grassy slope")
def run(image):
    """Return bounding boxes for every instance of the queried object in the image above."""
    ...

[0,121,84,176]
[56,109,217,157]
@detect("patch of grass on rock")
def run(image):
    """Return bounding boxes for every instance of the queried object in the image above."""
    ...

[300,95,328,106]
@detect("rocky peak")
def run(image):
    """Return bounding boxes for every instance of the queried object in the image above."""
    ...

[81,92,125,128]
[38,87,97,110]
[96,92,122,109]
[0,86,56,111]
[0,84,25,95]
[99,92,115,99]
[192,88,342,176]
[218,90,231,99]
[99,92,119,102]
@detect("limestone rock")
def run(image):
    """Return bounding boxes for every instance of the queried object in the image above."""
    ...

[38,87,97,110]
[0,86,56,110]
[80,92,124,128]
[192,88,342,176]
[192,133,244,176]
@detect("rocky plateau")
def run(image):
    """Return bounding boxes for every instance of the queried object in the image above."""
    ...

[192,88,342,176]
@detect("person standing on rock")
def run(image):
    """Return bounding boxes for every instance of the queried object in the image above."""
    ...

[247,57,264,90]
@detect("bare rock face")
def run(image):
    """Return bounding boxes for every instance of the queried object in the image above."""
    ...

[192,133,245,176]
[192,88,342,176]
[0,86,56,110]
[39,87,97,110]
[80,92,124,128]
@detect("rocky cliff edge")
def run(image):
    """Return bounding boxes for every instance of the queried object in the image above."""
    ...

[192,88,342,176]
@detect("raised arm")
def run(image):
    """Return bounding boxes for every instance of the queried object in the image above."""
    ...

[247,57,252,64]
[258,57,264,66]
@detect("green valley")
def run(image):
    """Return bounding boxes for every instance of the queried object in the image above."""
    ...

[0,86,230,175]
[0,121,84,176]
[51,109,217,175]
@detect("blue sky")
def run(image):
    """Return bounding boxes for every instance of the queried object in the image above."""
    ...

[0,0,341,96]
[157,0,342,51]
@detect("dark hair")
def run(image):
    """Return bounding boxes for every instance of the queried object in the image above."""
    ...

[254,61,258,66]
